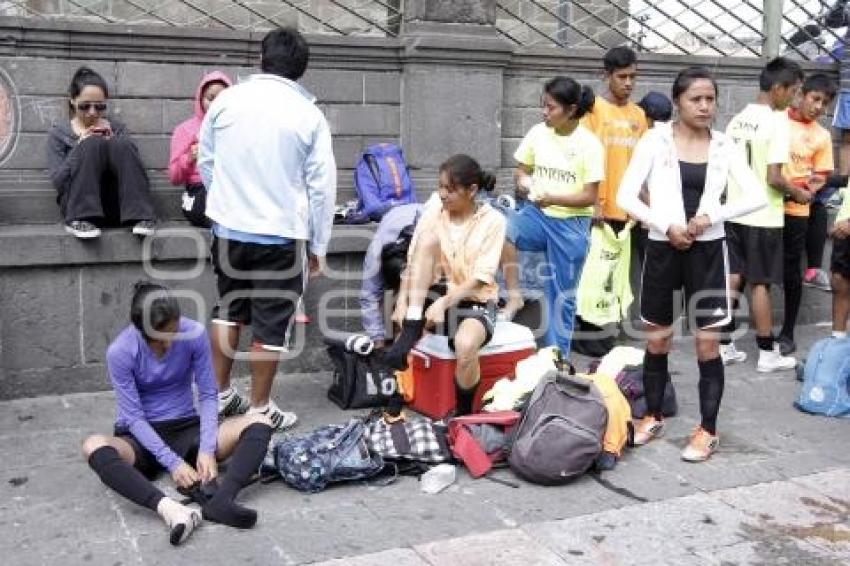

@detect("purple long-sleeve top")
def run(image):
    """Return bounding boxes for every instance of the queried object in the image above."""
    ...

[359,203,422,341]
[106,317,218,472]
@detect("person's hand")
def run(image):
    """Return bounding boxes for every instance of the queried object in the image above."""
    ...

[687,214,711,238]
[424,297,447,329]
[308,253,324,278]
[171,461,200,489]
[667,225,693,250]
[832,219,850,239]
[531,192,551,209]
[806,174,827,193]
[790,187,812,205]
[196,452,218,484]
[189,143,199,163]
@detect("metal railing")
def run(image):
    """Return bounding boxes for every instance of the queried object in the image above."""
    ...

[0,1,845,60]
[0,0,403,36]
[495,1,846,61]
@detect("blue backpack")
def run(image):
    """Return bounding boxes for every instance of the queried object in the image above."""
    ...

[795,337,850,418]
[354,143,416,220]
[271,420,385,492]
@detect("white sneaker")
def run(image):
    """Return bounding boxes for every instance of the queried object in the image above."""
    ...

[756,345,796,373]
[720,343,747,366]
[250,400,297,431]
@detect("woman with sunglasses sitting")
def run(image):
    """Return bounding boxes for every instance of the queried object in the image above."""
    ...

[46,66,156,239]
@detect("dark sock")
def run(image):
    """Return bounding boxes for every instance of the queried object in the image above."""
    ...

[203,422,272,529]
[756,334,774,352]
[88,446,165,511]
[454,381,477,417]
[642,352,669,419]
[698,357,724,435]
[383,318,425,370]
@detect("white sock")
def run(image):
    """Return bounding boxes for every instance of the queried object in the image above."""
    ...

[249,402,269,414]
[833,331,847,339]
[405,306,423,320]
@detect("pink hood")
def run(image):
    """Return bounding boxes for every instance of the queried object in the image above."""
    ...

[168,71,233,186]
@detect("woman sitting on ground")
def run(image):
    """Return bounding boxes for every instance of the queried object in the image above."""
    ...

[81,282,273,546]
[382,154,506,418]
[46,67,156,239]
[168,71,232,228]
[617,67,766,462]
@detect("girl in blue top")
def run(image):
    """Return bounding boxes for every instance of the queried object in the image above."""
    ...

[82,282,273,545]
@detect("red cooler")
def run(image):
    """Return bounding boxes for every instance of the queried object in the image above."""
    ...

[408,321,536,419]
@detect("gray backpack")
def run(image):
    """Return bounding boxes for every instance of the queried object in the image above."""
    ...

[508,370,607,485]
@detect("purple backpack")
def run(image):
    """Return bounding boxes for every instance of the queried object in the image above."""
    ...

[354,143,416,221]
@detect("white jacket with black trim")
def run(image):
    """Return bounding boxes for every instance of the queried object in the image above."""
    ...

[616,122,768,242]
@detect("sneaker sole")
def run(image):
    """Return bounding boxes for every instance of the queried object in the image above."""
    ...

[756,364,796,373]
[64,225,101,239]
[132,229,156,237]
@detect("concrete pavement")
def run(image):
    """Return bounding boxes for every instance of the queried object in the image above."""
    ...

[1,324,849,565]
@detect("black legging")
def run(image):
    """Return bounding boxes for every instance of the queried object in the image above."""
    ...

[60,135,154,224]
[806,201,828,270]
[88,423,272,514]
[782,215,808,340]
[644,352,724,434]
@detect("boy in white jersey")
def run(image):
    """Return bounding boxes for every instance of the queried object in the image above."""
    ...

[722,57,804,372]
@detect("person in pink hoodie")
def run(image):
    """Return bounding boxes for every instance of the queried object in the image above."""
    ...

[169,72,232,227]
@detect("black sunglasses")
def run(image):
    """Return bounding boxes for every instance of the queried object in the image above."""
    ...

[76,102,107,112]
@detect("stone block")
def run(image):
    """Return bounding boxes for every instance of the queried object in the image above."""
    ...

[504,75,545,107]
[310,548,429,566]
[502,138,521,166]
[0,268,81,372]
[134,134,171,169]
[405,0,497,25]
[162,98,195,132]
[116,62,209,98]
[0,58,117,96]
[325,104,400,136]
[364,72,402,104]
[3,133,47,169]
[109,98,165,135]
[303,69,365,103]
[403,67,502,169]
[17,95,66,134]
[81,263,216,364]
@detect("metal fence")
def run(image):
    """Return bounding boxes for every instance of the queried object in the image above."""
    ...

[0,0,403,36]
[495,1,846,61]
[0,1,846,61]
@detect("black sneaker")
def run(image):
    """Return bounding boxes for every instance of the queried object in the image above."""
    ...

[64,220,101,239]
[132,220,156,237]
[777,335,796,356]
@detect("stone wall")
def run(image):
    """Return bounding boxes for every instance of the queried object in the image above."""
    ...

[0,13,838,398]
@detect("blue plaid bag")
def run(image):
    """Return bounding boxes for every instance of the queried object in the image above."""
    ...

[272,419,384,492]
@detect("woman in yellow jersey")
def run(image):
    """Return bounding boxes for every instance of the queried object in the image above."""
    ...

[505,77,603,354]
[617,67,766,462]
[382,155,506,417]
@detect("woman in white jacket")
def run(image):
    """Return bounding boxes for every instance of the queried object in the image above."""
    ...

[617,67,767,462]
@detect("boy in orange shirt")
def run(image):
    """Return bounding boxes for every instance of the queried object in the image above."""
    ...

[582,46,649,232]
[778,73,836,355]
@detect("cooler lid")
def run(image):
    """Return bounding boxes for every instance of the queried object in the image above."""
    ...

[412,321,536,358]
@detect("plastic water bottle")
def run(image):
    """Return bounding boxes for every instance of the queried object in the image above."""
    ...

[420,463,456,494]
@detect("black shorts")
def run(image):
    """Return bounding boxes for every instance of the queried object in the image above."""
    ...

[640,239,731,330]
[425,284,496,350]
[211,236,304,349]
[726,223,783,285]
[115,416,200,480]
[831,236,850,278]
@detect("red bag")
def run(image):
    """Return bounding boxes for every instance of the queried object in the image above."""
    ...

[447,411,521,478]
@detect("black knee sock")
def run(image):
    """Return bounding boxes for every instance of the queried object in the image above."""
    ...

[203,422,272,529]
[780,284,801,341]
[643,352,669,419]
[698,357,725,435]
[454,381,477,417]
[88,446,165,511]
[383,318,425,370]
[756,334,774,352]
